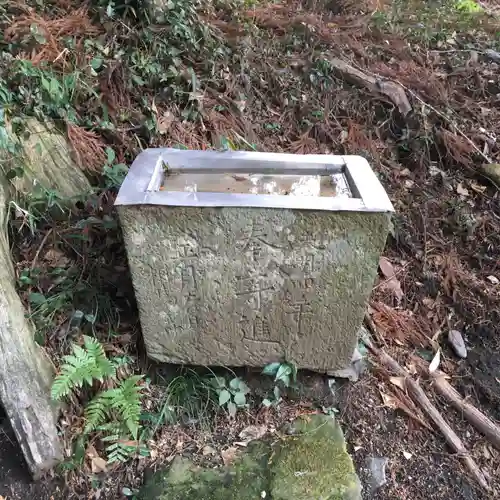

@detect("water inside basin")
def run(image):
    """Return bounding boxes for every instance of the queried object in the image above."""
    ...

[161,172,353,198]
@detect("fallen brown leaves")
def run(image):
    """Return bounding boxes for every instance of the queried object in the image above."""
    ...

[242,0,370,45]
[5,4,100,68]
[378,256,404,303]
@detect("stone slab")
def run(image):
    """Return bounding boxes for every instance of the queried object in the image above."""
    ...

[118,204,389,371]
[139,414,361,500]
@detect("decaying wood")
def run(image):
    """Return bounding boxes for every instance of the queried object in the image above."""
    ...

[0,176,63,477]
[363,322,489,491]
[329,58,412,116]
[3,118,92,200]
[431,372,500,451]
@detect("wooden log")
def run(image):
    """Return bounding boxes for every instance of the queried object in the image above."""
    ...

[0,175,63,477]
[329,58,412,116]
[431,372,500,451]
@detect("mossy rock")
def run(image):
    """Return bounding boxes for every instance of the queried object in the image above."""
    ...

[271,414,361,500]
[139,415,361,500]
[139,441,270,500]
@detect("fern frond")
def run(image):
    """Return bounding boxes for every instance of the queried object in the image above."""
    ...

[105,440,134,463]
[119,375,143,439]
[51,348,93,400]
[51,336,116,401]
[83,336,116,381]
[84,393,109,434]
[96,421,124,435]
[106,375,144,439]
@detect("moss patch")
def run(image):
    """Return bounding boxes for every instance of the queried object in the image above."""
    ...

[272,414,361,500]
[138,441,271,500]
[139,415,360,500]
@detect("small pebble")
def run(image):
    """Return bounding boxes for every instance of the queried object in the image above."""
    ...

[448,329,467,359]
[366,456,388,491]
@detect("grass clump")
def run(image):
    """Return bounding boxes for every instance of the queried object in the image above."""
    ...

[152,368,217,429]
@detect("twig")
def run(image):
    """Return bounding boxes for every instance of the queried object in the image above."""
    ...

[329,57,412,116]
[430,372,500,451]
[401,85,492,164]
[347,59,493,164]
[31,228,53,270]
[363,332,490,491]
[363,311,387,347]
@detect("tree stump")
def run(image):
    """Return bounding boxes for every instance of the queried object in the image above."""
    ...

[0,175,63,477]
[0,118,92,477]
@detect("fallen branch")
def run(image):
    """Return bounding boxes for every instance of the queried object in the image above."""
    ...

[329,58,412,116]
[363,319,489,491]
[31,228,53,271]
[430,372,500,451]
[346,59,492,165]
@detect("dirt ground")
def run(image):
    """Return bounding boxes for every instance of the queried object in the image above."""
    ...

[341,374,497,500]
[0,408,64,500]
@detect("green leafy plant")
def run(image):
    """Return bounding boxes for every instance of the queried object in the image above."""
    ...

[211,376,250,417]
[455,0,482,13]
[261,361,297,407]
[103,147,128,189]
[51,336,145,463]
[51,336,115,400]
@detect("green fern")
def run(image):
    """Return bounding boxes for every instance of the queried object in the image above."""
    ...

[83,336,116,382]
[102,436,136,463]
[101,434,149,463]
[83,393,109,433]
[51,336,116,401]
[106,375,143,439]
[51,336,146,464]
[83,375,144,439]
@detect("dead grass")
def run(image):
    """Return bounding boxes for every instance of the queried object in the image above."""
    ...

[5,4,100,68]
[99,63,132,115]
[437,128,476,169]
[370,301,432,347]
[66,123,107,173]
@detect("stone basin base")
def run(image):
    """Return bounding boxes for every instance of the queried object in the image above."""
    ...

[117,150,393,372]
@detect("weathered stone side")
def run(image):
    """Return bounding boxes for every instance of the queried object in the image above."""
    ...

[119,205,389,371]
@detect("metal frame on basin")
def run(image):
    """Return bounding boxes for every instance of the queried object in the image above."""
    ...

[115,149,394,213]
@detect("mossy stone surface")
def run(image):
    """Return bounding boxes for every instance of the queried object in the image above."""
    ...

[139,415,361,500]
[271,414,361,500]
[139,441,270,500]
[1,119,92,200]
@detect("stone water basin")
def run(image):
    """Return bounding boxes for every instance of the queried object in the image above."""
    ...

[116,150,393,372]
